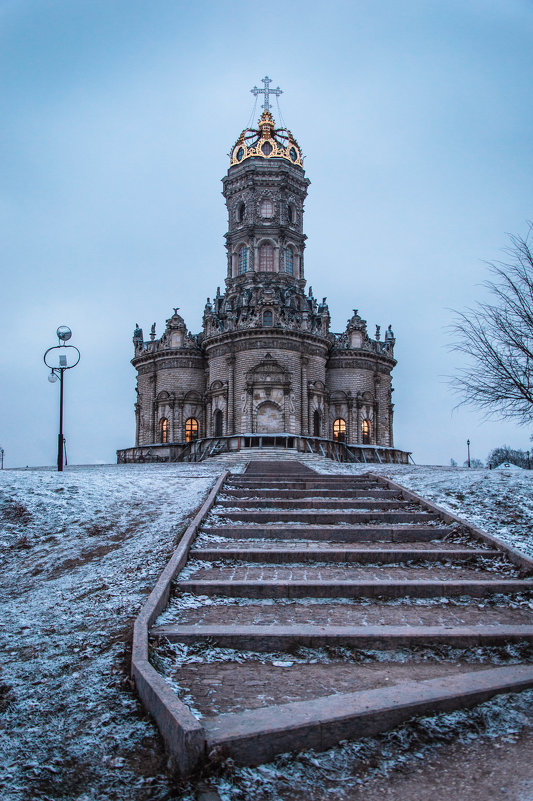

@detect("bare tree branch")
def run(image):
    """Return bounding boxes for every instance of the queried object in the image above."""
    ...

[449,223,533,424]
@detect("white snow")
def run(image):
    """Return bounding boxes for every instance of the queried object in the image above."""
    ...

[1,460,532,800]
[0,463,223,801]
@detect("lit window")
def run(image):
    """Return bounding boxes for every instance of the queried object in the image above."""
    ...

[362,419,371,444]
[238,245,248,274]
[259,243,275,272]
[282,247,294,275]
[185,417,199,442]
[260,198,274,218]
[333,418,346,442]
[159,417,169,443]
[263,310,273,326]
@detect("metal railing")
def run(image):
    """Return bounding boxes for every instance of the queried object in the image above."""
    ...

[117,434,411,465]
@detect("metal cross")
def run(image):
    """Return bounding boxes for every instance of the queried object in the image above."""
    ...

[251,76,283,112]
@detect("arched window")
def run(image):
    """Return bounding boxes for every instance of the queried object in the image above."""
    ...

[159,417,169,444]
[185,417,199,442]
[263,309,273,327]
[313,409,321,437]
[238,245,248,274]
[259,198,274,218]
[362,419,372,444]
[333,418,346,442]
[287,204,295,224]
[258,243,274,272]
[214,409,223,437]
[282,247,294,275]
[237,202,245,222]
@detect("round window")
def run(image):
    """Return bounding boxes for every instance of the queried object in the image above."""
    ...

[236,147,244,161]
[289,147,297,162]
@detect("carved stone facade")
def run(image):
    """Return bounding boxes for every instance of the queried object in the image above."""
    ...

[130,110,397,449]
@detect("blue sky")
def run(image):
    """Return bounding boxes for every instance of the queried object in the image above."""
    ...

[1,0,533,467]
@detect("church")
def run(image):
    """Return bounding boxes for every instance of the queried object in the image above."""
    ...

[118,79,409,464]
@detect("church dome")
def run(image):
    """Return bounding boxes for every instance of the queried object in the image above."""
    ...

[230,110,303,167]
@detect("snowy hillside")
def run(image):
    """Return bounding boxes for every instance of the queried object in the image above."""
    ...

[0,462,532,801]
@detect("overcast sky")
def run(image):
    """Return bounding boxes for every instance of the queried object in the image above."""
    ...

[1,0,533,468]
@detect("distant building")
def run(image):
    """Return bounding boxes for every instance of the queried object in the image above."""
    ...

[119,80,408,463]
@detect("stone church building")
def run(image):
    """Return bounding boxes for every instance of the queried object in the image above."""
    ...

[118,81,408,463]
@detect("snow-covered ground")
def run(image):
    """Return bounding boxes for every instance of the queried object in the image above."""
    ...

[321,463,533,559]
[0,461,532,801]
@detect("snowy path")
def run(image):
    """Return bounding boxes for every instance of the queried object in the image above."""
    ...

[150,461,533,774]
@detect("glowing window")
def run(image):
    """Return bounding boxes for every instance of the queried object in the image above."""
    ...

[260,198,274,218]
[185,417,199,442]
[362,419,371,444]
[333,418,346,442]
[263,310,273,327]
[238,245,248,274]
[259,244,274,272]
[159,417,169,444]
[282,247,294,275]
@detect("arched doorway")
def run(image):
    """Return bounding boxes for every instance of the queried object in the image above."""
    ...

[313,409,321,437]
[256,401,283,433]
[214,409,223,437]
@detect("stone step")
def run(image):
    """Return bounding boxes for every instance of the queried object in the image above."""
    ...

[218,510,440,524]
[223,488,401,499]
[176,578,533,599]
[190,547,498,564]
[181,564,513,583]
[166,598,533,628]
[200,525,452,542]
[203,665,533,766]
[217,498,410,510]
[227,478,380,489]
[151,623,533,650]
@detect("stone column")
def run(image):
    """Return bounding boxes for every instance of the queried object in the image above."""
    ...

[169,401,175,442]
[355,398,361,444]
[178,400,184,442]
[283,387,290,431]
[373,401,379,445]
[150,373,157,443]
[300,357,308,435]
[389,403,394,447]
[346,394,353,443]
[226,356,235,433]
[248,387,254,432]
[135,402,140,446]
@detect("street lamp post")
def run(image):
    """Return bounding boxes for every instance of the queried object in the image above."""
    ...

[0,447,4,470]
[44,327,80,472]
[467,439,471,468]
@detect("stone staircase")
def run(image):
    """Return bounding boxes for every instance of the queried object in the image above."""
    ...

[208,447,332,466]
[150,462,533,768]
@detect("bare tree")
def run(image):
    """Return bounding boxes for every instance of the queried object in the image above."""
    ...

[450,224,533,423]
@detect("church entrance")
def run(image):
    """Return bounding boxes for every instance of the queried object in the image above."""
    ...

[256,401,283,433]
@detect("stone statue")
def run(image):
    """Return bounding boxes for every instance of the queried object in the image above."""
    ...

[150,323,156,341]
[133,324,143,345]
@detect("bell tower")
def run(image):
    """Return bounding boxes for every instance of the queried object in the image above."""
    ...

[223,102,309,286]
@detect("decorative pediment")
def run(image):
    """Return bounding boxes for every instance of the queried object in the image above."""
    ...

[247,353,291,388]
